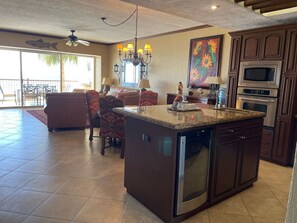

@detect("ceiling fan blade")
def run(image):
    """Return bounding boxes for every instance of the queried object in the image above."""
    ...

[77,39,90,46]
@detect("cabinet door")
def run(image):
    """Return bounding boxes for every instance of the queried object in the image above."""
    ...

[284,28,297,74]
[272,75,296,164]
[260,128,274,159]
[227,74,238,108]
[229,35,242,73]
[262,30,286,60]
[211,123,241,202]
[241,34,261,60]
[239,122,262,187]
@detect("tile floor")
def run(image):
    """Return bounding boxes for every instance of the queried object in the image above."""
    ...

[0,108,293,223]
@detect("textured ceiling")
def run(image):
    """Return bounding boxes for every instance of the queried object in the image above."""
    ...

[0,0,296,45]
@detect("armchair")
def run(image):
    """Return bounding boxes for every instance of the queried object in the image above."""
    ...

[139,91,158,106]
[99,95,125,158]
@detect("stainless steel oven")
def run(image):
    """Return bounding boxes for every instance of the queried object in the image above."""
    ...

[236,87,278,127]
[238,61,282,88]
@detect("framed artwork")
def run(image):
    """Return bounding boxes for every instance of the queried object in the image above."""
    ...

[187,35,223,88]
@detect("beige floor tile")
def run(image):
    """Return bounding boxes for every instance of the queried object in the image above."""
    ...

[0,158,29,171]
[239,181,276,199]
[9,150,46,160]
[44,162,85,177]
[74,197,125,223]
[242,196,286,219]
[121,197,163,223]
[22,175,68,193]
[0,211,27,223]
[252,216,285,223]
[23,216,71,223]
[181,210,209,223]
[0,171,38,188]
[16,160,56,174]
[91,172,128,202]
[0,187,17,202]
[209,213,253,223]
[33,194,88,221]
[0,190,51,214]
[56,177,99,197]
[208,195,249,216]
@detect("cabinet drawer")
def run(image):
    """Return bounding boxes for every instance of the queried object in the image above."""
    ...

[215,123,241,144]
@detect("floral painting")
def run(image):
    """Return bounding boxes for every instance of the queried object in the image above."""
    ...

[187,35,223,88]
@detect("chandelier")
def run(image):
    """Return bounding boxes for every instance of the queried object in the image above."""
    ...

[101,5,152,66]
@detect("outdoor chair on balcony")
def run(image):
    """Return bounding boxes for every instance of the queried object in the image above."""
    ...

[0,85,17,104]
[99,95,125,158]
[86,90,102,141]
[23,84,40,106]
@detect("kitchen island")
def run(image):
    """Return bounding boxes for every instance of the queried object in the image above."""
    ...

[114,104,265,223]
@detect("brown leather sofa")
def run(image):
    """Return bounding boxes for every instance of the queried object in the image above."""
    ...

[44,93,87,132]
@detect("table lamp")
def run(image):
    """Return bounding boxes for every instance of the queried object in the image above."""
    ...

[138,79,151,92]
[102,77,112,94]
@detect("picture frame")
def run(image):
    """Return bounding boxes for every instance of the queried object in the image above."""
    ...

[187,35,223,88]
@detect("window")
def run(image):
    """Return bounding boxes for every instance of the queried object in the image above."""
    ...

[122,63,140,87]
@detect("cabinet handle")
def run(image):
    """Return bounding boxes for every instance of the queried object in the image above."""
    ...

[228,129,234,133]
[240,136,246,139]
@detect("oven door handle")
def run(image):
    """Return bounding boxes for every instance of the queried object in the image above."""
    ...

[238,96,276,103]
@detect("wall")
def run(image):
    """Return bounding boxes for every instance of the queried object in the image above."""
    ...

[109,26,231,104]
[0,30,110,91]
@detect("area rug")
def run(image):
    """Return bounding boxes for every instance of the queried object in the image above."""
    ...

[26,109,47,125]
[26,109,90,127]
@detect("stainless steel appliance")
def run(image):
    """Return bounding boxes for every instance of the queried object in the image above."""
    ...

[175,128,212,215]
[236,87,278,127]
[238,61,282,89]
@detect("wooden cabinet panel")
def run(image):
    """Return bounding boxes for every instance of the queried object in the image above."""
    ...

[278,75,296,117]
[284,28,297,74]
[211,119,262,202]
[227,74,238,108]
[241,34,261,60]
[229,36,242,73]
[213,141,240,197]
[241,30,285,61]
[262,30,286,60]
[260,128,274,159]
[272,118,291,164]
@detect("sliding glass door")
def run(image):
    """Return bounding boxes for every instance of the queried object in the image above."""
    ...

[0,48,96,108]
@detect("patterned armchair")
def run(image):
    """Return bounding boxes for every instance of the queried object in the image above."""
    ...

[139,91,158,106]
[86,90,102,141]
[99,95,125,158]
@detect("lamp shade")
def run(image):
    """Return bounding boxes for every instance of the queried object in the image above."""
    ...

[138,79,151,89]
[102,77,112,85]
[204,76,223,85]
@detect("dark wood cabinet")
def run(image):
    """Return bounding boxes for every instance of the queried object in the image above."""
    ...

[283,28,297,74]
[211,119,262,203]
[241,30,285,61]
[227,24,297,166]
[167,93,208,104]
[260,128,274,159]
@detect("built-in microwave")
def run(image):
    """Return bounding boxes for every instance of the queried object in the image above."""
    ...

[238,61,282,89]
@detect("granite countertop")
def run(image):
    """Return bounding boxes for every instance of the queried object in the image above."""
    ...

[114,104,266,130]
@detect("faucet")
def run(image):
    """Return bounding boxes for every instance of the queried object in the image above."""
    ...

[214,89,228,109]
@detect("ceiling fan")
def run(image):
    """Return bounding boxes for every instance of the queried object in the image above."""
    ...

[66,30,90,47]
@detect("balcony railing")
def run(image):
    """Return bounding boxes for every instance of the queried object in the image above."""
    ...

[0,78,78,107]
